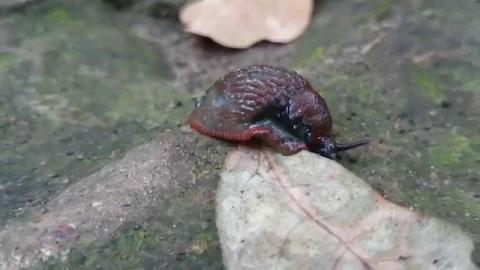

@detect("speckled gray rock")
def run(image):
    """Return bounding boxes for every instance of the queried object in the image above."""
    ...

[0,133,204,270]
[0,0,35,10]
[217,147,477,270]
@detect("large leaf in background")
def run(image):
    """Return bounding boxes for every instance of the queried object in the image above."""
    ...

[217,147,477,270]
[179,0,313,49]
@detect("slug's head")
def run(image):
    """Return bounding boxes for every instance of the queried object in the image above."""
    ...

[312,136,369,159]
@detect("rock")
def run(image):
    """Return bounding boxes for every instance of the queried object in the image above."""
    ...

[0,0,35,10]
[0,132,211,270]
[217,147,478,270]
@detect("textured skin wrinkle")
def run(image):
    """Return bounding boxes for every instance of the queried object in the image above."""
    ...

[188,65,367,158]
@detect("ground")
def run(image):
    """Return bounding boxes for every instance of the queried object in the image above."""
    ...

[0,0,478,268]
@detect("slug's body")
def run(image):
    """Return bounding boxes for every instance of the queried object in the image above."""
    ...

[188,65,367,158]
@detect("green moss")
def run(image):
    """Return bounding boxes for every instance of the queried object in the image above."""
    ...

[373,0,395,21]
[113,227,149,253]
[195,231,215,242]
[296,47,325,68]
[464,80,480,93]
[40,227,151,270]
[354,84,375,104]
[401,189,437,210]
[414,70,445,104]
[46,8,76,25]
[452,189,480,218]
[0,0,176,226]
[60,51,76,63]
[452,66,480,93]
[0,53,17,70]
[105,81,193,128]
[399,183,480,249]
[429,146,461,166]
[428,134,479,167]
[401,187,479,224]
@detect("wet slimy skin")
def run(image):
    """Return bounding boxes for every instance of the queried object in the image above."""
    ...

[188,65,367,159]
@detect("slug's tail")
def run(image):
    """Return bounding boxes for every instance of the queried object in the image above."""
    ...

[335,139,369,152]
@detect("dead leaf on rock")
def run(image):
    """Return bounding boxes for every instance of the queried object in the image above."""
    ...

[179,0,313,49]
[216,147,477,270]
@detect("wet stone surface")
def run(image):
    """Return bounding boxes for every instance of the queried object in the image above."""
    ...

[0,0,478,268]
[1,132,226,270]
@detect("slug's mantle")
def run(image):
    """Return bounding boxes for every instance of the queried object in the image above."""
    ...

[188,65,367,158]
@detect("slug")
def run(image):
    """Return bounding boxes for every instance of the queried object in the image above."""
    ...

[187,65,367,159]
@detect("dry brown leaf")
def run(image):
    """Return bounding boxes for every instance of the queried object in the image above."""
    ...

[217,147,477,270]
[179,0,313,49]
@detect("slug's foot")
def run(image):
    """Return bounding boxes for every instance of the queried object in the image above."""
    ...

[250,126,307,155]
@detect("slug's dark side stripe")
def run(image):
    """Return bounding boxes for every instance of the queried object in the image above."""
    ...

[252,97,312,144]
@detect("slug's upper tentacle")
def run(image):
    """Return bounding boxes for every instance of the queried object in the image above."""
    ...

[335,139,369,152]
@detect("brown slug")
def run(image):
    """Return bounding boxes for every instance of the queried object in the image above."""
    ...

[187,65,368,159]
